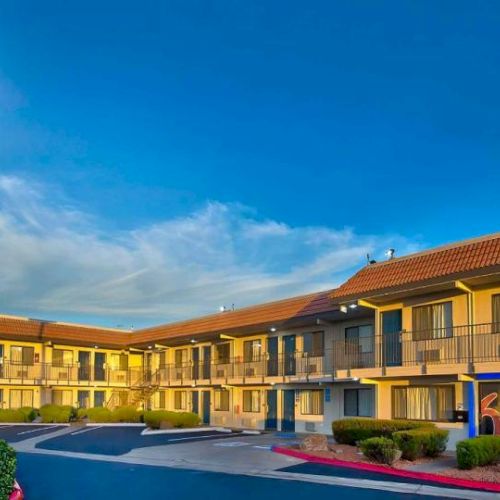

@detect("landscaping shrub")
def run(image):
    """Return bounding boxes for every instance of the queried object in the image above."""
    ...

[456,435,500,470]
[359,437,401,465]
[0,439,16,500]
[39,404,75,423]
[19,407,37,422]
[77,407,113,423]
[393,428,449,460]
[332,418,434,445]
[144,410,200,429]
[0,409,27,423]
[110,406,143,423]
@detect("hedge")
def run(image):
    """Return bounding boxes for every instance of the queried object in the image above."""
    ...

[39,404,77,423]
[0,409,27,423]
[393,428,449,460]
[0,439,16,500]
[359,437,400,465]
[456,435,500,470]
[332,418,434,445]
[77,406,143,423]
[144,410,201,429]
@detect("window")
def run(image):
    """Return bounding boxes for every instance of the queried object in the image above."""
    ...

[175,349,188,367]
[303,331,324,356]
[493,295,500,332]
[94,391,105,407]
[243,340,262,362]
[174,391,187,410]
[243,390,260,413]
[393,386,454,421]
[10,389,33,408]
[0,389,3,407]
[300,390,324,415]
[344,389,374,417]
[159,391,166,409]
[10,346,34,365]
[214,389,230,411]
[52,390,73,406]
[215,343,230,364]
[345,325,374,353]
[52,349,73,367]
[412,302,453,340]
[78,390,90,408]
[110,354,128,370]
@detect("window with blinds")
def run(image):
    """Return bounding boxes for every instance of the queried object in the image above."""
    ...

[300,390,324,415]
[243,340,262,362]
[174,391,187,410]
[52,390,73,406]
[10,389,33,408]
[214,389,229,411]
[243,390,260,412]
[493,294,500,332]
[412,302,453,340]
[344,388,374,417]
[392,385,454,421]
[303,331,325,356]
[52,349,73,367]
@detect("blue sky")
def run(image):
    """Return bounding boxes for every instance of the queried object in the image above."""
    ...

[0,1,499,327]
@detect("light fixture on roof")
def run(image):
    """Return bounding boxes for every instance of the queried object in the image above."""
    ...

[349,303,358,309]
[190,339,197,344]
[269,327,277,332]
[340,305,348,314]
[148,345,153,349]
[93,345,99,349]
[385,248,395,260]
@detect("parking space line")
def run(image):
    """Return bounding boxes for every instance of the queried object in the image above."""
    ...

[70,426,103,436]
[169,434,224,443]
[17,427,52,435]
[0,425,12,429]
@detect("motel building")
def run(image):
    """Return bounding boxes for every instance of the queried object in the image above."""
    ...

[1,232,500,449]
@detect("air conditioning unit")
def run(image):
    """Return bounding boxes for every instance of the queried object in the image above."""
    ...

[16,369,28,378]
[216,369,225,378]
[245,368,256,377]
[418,349,441,363]
[58,371,67,380]
[305,422,317,432]
[308,364,318,374]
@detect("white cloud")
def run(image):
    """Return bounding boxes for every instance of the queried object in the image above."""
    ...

[0,175,421,327]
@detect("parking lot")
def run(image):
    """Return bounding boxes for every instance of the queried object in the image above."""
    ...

[0,424,66,443]
[36,426,243,455]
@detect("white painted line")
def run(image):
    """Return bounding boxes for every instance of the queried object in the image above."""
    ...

[0,425,12,429]
[17,427,51,436]
[70,426,103,436]
[168,434,224,443]
[213,441,250,447]
[253,445,272,450]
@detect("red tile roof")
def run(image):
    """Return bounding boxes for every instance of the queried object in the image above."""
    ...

[131,289,336,345]
[331,233,500,301]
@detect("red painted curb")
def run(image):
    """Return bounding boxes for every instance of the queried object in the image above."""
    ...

[272,446,500,493]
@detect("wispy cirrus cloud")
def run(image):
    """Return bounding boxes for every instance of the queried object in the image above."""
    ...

[0,174,421,327]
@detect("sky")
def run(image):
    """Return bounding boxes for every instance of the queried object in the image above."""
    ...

[0,1,499,328]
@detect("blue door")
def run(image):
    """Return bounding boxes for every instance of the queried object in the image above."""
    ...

[267,337,278,376]
[382,310,402,366]
[202,391,210,425]
[283,335,296,375]
[203,346,211,379]
[281,389,295,432]
[265,390,278,430]
[192,391,199,415]
[192,347,199,380]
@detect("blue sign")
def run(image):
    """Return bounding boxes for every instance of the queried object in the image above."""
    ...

[324,388,331,402]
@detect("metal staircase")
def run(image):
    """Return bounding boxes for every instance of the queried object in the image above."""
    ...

[106,369,160,410]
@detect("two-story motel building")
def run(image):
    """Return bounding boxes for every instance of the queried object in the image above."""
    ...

[1,233,500,448]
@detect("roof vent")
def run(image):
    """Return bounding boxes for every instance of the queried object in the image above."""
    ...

[366,254,377,265]
[385,248,395,260]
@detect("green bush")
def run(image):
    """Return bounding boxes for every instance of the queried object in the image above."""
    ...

[19,407,37,422]
[456,436,500,470]
[332,418,434,445]
[144,410,201,429]
[110,406,143,423]
[78,407,113,423]
[0,409,27,423]
[0,439,16,500]
[359,437,401,465]
[39,404,75,423]
[393,428,449,460]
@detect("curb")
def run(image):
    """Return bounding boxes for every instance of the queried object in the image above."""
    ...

[141,426,232,435]
[272,446,500,494]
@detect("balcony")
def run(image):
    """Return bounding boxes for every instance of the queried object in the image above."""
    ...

[0,361,132,386]
[333,322,500,378]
